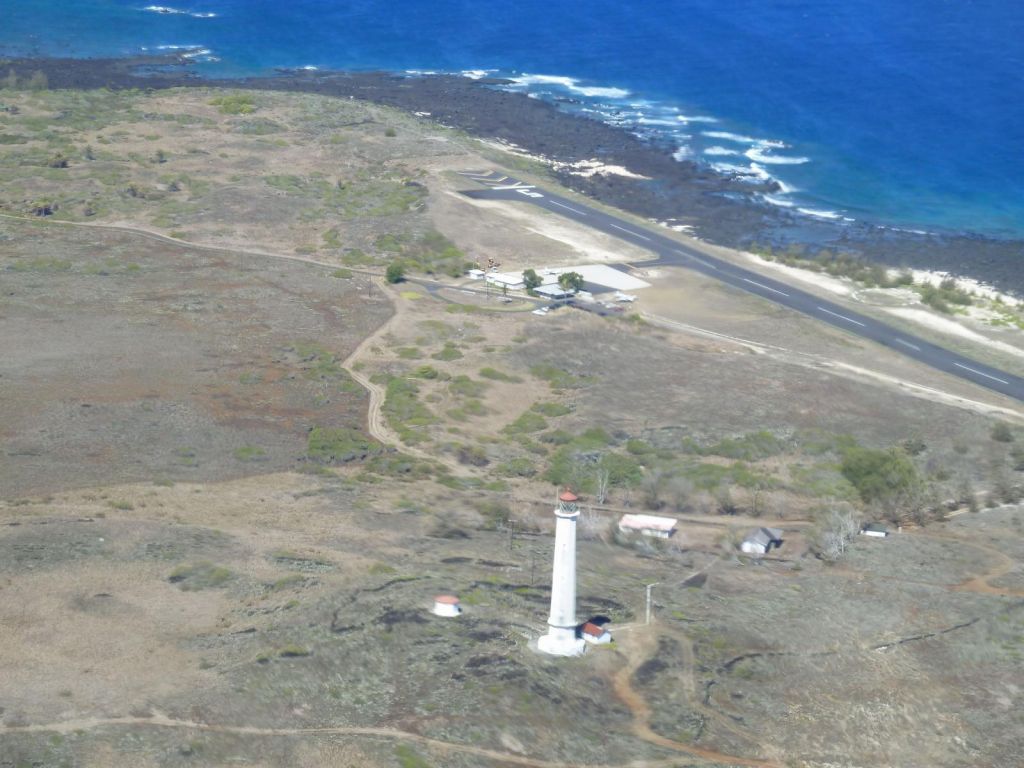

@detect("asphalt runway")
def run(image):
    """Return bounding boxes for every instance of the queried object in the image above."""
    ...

[459,170,1024,404]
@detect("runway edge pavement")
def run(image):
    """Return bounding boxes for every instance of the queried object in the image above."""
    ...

[458,171,1024,406]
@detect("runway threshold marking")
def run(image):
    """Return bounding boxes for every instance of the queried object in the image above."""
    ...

[742,277,789,297]
[549,200,587,216]
[816,306,867,327]
[954,363,1010,385]
[609,223,652,241]
[894,338,922,352]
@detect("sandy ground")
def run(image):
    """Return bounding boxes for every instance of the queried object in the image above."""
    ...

[444,190,654,268]
[637,268,1023,419]
[885,307,1024,360]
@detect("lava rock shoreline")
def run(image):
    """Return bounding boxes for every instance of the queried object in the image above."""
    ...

[5,54,1023,294]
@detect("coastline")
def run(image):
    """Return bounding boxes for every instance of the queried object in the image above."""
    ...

[4,54,1023,295]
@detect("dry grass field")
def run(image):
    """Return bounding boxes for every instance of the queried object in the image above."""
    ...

[1,84,1023,768]
[0,217,389,497]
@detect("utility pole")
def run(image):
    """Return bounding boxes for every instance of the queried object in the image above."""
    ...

[645,582,660,625]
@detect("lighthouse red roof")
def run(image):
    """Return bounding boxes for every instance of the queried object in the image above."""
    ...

[559,490,579,503]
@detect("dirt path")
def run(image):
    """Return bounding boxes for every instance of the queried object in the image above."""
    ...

[610,626,783,768]
[338,277,427,457]
[913,527,1024,597]
[0,213,371,277]
[2,710,731,768]
[337,278,470,474]
[0,213,470,472]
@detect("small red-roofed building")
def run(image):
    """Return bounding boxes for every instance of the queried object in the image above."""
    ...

[432,594,462,617]
[579,621,612,645]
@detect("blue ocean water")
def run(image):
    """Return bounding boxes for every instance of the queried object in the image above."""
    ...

[2,0,1022,237]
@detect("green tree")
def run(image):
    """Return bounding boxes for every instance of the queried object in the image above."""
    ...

[840,446,921,508]
[522,268,542,293]
[558,271,584,292]
[385,262,406,284]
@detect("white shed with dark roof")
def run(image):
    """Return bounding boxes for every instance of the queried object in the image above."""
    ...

[860,523,889,538]
[740,527,784,555]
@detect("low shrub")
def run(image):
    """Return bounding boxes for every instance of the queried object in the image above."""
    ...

[169,562,233,591]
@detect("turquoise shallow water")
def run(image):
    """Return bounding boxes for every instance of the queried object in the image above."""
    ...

[2,0,1022,237]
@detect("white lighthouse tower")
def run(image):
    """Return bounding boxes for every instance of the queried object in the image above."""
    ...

[538,489,586,657]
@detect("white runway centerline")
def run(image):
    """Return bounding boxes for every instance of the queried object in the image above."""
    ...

[817,306,867,327]
[549,200,587,216]
[609,223,652,241]
[894,338,922,352]
[954,363,1010,385]
[675,250,718,270]
[742,277,789,297]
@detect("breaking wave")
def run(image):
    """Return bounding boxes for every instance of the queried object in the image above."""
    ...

[745,147,809,164]
[506,74,631,99]
[479,69,849,230]
[142,6,216,18]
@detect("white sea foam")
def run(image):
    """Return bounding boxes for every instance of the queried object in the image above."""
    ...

[152,44,217,60]
[711,162,775,183]
[703,131,764,145]
[710,162,751,175]
[143,6,216,18]
[460,69,496,80]
[672,146,693,161]
[637,117,682,127]
[508,74,631,99]
[745,147,809,165]
[181,48,217,61]
[510,74,576,88]
[703,131,789,150]
[151,44,217,60]
[300,65,318,71]
[703,146,739,156]
[575,85,631,98]
[762,194,795,208]
[677,115,719,123]
[797,207,842,220]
